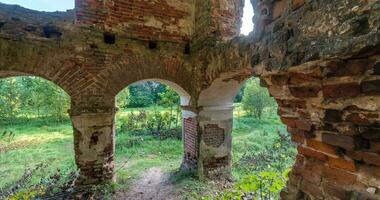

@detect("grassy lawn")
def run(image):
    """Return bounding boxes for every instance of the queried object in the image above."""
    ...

[0,106,296,198]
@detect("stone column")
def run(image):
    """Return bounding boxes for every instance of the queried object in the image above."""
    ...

[197,105,234,179]
[70,107,116,185]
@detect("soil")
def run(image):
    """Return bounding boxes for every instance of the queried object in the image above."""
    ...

[116,167,178,200]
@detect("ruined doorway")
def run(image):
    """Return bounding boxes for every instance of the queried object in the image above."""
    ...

[231,77,297,198]
[114,79,191,198]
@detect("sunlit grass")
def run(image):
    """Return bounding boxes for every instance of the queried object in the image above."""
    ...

[0,106,295,198]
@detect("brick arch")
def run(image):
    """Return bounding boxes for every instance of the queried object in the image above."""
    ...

[103,53,194,101]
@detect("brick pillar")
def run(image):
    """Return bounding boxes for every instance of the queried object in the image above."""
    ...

[70,106,116,185]
[197,105,234,179]
[180,105,234,179]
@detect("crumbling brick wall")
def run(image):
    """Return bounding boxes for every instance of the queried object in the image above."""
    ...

[76,0,195,43]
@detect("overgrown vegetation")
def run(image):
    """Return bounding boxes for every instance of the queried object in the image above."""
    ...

[0,77,296,199]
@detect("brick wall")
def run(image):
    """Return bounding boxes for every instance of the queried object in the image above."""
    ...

[76,0,194,43]
[192,0,243,51]
[261,57,380,199]
[183,117,198,167]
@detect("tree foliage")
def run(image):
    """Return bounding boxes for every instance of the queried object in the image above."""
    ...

[0,77,70,123]
[241,78,276,119]
[126,81,167,108]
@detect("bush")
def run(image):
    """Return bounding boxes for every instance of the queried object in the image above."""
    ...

[117,110,182,140]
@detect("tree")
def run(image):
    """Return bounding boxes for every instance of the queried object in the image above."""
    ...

[159,88,180,129]
[0,77,70,124]
[117,89,130,109]
[242,78,275,119]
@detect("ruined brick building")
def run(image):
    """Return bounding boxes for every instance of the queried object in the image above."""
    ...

[0,0,379,199]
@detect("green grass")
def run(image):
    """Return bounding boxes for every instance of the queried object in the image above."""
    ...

[0,106,296,199]
[0,121,74,187]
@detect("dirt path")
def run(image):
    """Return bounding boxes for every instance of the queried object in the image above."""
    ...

[118,167,176,200]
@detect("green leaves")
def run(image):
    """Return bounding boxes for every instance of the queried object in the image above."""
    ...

[0,77,70,124]
[241,78,276,119]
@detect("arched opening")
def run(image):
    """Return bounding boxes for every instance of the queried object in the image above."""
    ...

[231,76,296,198]
[195,73,297,199]
[0,76,76,199]
[114,79,191,197]
[0,0,74,12]
[240,0,254,35]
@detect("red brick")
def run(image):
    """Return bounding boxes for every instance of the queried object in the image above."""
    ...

[291,133,305,144]
[306,139,338,155]
[278,99,307,109]
[325,59,372,77]
[323,83,360,99]
[288,127,315,139]
[322,133,368,150]
[301,161,324,184]
[361,151,380,166]
[295,120,313,131]
[298,146,328,161]
[301,180,323,198]
[281,117,297,128]
[322,181,350,200]
[270,74,289,85]
[347,150,380,166]
[327,157,357,172]
[289,72,321,85]
[289,86,321,98]
[322,166,357,186]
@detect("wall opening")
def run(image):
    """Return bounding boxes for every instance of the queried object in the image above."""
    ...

[0,0,74,12]
[0,76,76,199]
[231,77,296,198]
[114,80,190,192]
[240,0,254,35]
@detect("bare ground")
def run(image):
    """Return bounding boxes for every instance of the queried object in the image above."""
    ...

[116,167,180,200]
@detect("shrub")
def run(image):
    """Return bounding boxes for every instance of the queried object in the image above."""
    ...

[117,110,182,140]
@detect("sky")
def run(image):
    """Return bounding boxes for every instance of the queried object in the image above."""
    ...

[0,0,254,35]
